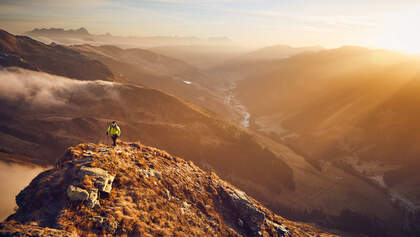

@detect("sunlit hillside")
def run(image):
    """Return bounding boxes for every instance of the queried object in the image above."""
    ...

[2,1,420,236]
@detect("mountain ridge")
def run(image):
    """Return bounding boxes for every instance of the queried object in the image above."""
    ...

[0,141,336,237]
[0,29,114,81]
[236,45,324,62]
[26,27,90,37]
[0,29,233,117]
[23,27,234,49]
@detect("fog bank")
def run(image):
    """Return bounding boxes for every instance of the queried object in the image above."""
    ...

[0,67,118,108]
[0,161,46,221]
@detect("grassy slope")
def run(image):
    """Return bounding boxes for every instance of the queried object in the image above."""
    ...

[3,142,336,237]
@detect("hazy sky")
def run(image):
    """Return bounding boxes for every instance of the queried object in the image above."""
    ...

[1,0,419,50]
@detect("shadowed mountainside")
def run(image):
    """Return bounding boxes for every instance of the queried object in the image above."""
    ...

[0,29,234,118]
[72,44,208,82]
[0,29,114,81]
[71,44,231,116]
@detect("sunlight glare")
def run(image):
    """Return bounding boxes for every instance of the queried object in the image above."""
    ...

[376,12,420,54]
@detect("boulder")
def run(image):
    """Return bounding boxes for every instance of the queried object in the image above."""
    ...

[67,185,89,201]
[71,157,93,166]
[266,219,289,237]
[219,187,265,232]
[78,166,115,193]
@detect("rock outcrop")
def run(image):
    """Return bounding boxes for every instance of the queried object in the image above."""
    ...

[0,142,336,237]
[67,185,90,201]
[219,188,266,233]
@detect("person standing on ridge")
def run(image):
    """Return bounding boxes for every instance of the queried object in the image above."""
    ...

[106,121,121,146]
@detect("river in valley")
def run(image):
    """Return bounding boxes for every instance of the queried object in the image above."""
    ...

[223,82,250,128]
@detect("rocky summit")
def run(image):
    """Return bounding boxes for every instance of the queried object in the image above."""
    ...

[0,142,336,237]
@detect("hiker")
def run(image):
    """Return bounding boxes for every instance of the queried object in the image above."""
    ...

[106,121,121,146]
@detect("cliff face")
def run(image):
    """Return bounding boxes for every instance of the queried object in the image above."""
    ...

[1,142,335,237]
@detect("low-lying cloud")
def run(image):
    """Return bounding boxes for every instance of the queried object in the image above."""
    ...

[0,161,46,221]
[0,67,119,108]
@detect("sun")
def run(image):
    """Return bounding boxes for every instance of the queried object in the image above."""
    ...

[376,12,420,54]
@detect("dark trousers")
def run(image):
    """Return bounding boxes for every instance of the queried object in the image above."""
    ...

[111,135,118,146]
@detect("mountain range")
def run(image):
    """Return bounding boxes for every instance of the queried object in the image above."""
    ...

[24,27,234,49]
[26,27,90,37]
[2,28,420,236]
[0,30,296,232]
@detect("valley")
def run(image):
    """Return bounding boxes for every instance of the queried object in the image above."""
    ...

[223,81,251,128]
[2,0,420,235]
[339,156,418,217]
[207,46,420,235]
[2,28,420,236]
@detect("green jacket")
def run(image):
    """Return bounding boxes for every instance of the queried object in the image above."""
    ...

[107,125,121,136]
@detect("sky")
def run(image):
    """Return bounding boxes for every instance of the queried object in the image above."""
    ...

[1,0,420,51]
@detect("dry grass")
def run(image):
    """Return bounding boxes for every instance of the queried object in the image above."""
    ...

[3,142,337,237]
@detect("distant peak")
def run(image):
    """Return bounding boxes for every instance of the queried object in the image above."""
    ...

[77,27,89,33]
[26,27,90,36]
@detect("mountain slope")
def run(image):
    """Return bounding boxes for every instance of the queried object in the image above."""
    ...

[0,29,232,118]
[0,67,293,205]
[206,45,322,82]
[235,45,323,62]
[71,44,230,116]
[150,45,249,69]
[230,46,420,235]
[236,46,420,164]
[0,142,336,237]
[0,29,114,81]
[72,44,208,81]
